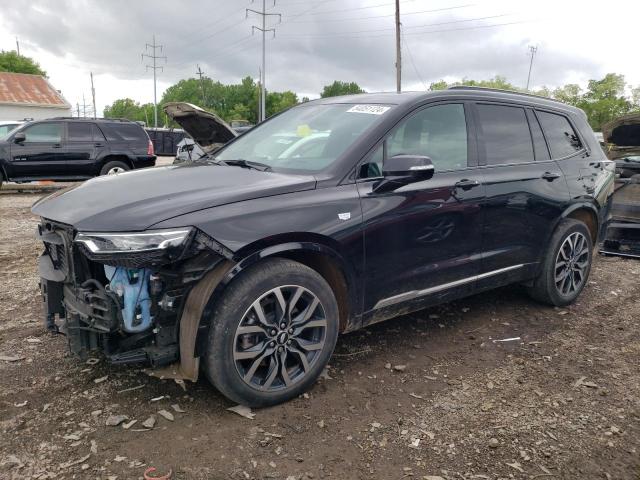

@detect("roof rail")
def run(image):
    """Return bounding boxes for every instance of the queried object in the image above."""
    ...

[447,85,558,102]
[47,117,135,122]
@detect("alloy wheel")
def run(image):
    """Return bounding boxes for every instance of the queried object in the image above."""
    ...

[233,285,327,392]
[107,167,125,175]
[554,232,589,296]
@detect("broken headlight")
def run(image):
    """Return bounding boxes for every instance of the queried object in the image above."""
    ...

[75,228,195,268]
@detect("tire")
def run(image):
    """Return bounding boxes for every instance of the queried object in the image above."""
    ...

[99,160,130,176]
[527,218,593,306]
[204,258,339,407]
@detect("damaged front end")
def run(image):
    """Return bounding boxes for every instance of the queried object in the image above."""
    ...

[37,220,232,368]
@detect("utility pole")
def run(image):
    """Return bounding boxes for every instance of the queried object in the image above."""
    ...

[90,72,97,119]
[196,65,207,106]
[526,45,538,91]
[82,93,87,118]
[142,35,167,128]
[15,37,20,56]
[247,1,281,122]
[77,103,80,118]
[395,0,401,93]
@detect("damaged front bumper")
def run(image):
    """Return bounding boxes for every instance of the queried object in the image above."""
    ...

[37,219,231,367]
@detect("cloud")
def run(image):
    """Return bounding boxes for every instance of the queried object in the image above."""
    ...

[1,0,637,114]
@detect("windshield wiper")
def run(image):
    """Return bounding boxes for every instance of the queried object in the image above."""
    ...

[222,159,272,171]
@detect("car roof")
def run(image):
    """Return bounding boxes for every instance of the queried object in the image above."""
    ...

[309,87,582,115]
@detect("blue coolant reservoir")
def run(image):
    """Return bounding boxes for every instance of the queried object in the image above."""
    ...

[104,266,153,333]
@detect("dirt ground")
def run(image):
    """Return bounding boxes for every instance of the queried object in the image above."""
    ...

[1,191,639,480]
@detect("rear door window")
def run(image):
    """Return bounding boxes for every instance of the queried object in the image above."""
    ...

[68,123,94,142]
[476,104,534,165]
[536,111,583,158]
[526,110,550,161]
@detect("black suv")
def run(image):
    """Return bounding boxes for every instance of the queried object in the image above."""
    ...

[33,88,614,407]
[0,118,155,186]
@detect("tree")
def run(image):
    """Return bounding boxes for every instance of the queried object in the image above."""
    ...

[0,50,46,76]
[577,73,634,129]
[429,76,519,92]
[266,90,298,117]
[103,98,152,123]
[551,84,582,106]
[320,81,365,98]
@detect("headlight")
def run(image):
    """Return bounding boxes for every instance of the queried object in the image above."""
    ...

[75,228,194,267]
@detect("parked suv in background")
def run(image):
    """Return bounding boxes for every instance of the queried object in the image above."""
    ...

[0,118,155,186]
[33,87,614,407]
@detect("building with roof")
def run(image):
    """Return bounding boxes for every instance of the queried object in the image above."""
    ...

[0,72,71,121]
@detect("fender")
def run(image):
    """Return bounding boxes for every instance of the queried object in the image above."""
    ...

[190,240,361,362]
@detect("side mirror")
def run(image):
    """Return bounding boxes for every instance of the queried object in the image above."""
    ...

[13,132,26,144]
[374,154,434,193]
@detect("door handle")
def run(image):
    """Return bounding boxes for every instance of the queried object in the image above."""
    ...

[94,143,103,147]
[541,171,561,181]
[52,144,62,149]
[454,179,480,190]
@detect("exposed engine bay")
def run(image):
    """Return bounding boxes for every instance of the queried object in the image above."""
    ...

[37,219,232,367]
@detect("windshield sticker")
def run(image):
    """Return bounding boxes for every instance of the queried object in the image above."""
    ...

[297,124,312,137]
[347,105,391,115]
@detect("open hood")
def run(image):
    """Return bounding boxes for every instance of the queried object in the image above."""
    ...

[602,113,640,147]
[163,102,237,153]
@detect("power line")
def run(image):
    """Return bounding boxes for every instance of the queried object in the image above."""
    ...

[283,4,475,23]
[299,0,428,16]
[402,34,428,90]
[526,45,538,91]
[279,13,513,37]
[247,0,282,122]
[141,35,167,128]
[279,18,533,39]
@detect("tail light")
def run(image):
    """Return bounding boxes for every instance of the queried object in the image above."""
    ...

[147,139,154,156]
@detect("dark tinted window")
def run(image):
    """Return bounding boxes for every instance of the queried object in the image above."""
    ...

[526,110,550,161]
[536,111,583,158]
[68,123,94,141]
[23,123,63,143]
[477,104,534,164]
[93,124,106,141]
[102,123,147,142]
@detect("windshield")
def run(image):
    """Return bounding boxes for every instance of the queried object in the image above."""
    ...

[214,103,393,172]
[0,123,20,139]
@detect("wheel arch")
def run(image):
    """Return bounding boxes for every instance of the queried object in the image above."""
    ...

[561,203,599,243]
[100,154,133,171]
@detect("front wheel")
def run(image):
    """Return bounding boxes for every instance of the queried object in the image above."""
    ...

[527,218,593,306]
[204,258,339,407]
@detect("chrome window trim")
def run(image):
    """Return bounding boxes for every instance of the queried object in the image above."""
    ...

[373,264,527,310]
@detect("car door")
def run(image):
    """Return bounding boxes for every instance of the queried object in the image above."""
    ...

[356,102,486,324]
[66,122,107,176]
[473,102,570,288]
[9,122,66,178]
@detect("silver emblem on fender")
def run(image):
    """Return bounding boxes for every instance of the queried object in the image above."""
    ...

[338,212,351,220]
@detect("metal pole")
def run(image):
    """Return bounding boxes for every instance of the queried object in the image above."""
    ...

[153,35,158,128]
[15,37,20,56]
[261,0,266,122]
[395,0,401,93]
[90,72,97,119]
[526,45,537,91]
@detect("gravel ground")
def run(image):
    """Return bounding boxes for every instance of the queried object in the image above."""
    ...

[0,192,639,480]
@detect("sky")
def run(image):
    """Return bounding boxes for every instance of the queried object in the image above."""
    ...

[0,0,638,117]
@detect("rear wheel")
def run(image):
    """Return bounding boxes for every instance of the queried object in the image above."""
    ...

[527,218,593,306]
[99,160,130,176]
[205,258,339,407]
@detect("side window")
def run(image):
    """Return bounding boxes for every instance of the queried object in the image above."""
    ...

[526,110,550,161]
[536,111,583,158]
[359,103,468,179]
[476,104,534,164]
[22,123,63,143]
[101,123,146,141]
[68,123,94,142]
